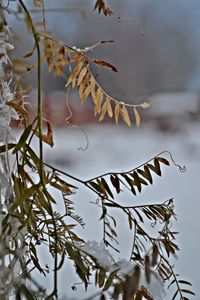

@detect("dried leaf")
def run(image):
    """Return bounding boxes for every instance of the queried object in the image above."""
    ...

[99,268,106,288]
[144,255,151,284]
[147,158,161,176]
[23,43,36,58]
[71,61,84,81]
[106,98,113,118]
[95,88,103,114]
[132,171,142,192]
[137,166,153,184]
[128,212,133,230]
[178,280,192,286]
[114,103,120,125]
[77,67,88,86]
[110,174,120,194]
[35,120,54,147]
[82,85,91,102]
[151,244,158,266]
[0,143,15,153]
[99,100,108,122]
[101,178,114,199]
[93,59,118,72]
[90,77,97,104]
[180,289,195,295]
[90,76,96,93]
[121,105,131,127]
[157,156,170,166]
[103,269,119,291]
[65,75,72,87]
[79,82,85,100]
[133,107,140,128]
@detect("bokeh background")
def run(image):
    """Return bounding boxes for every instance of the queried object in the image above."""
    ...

[5,0,200,299]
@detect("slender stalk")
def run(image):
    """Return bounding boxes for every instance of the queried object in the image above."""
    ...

[44,162,86,185]
[19,0,44,185]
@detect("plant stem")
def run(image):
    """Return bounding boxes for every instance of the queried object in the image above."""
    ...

[19,0,44,185]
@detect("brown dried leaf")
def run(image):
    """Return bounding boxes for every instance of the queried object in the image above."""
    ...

[151,244,158,267]
[35,120,54,147]
[110,174,120,194]
[144,255,151,284]
[157,156,170,166]
[93,59,118,72]
[23,43,36,58]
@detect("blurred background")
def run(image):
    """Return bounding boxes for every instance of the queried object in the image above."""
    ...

[5,0,200,299]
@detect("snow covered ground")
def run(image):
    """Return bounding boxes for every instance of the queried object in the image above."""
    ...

[39,121,200,299]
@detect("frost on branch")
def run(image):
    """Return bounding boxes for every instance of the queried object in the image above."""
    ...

[0,16,25,297]
[0,16,18,205]
[0,22,18,144]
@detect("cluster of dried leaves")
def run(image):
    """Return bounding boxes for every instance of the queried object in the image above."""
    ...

[43,35,152,127]
[15,0,152,128]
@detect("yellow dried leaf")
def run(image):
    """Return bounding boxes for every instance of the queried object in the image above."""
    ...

[99,100,108,122]
[79,82,85,100]
[114,103,120,125]
[71,77,76,88]
[71,61,84,81]
[90,76,96,92]
[82,85,91,103]
[91,89,97,105]
[121,105,131,127]
[70,54,81,63]
[82,71,89,86]
[77,67,88,86]
[106,97,113,118]
[133,107,140,128]
[56,64,63,77]
[95,88,103,114]
[90,76,96,104]
[58,46,65,57]
[65,75,72,87]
